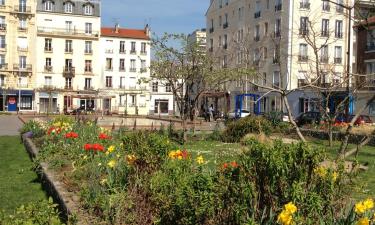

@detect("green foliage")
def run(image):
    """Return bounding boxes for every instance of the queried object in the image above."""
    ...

[20,120,45,137]
[222,116,273,142]
[265,111,283,127]
[0,198,63,225]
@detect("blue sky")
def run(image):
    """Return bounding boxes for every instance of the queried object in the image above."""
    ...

[102,0,209,37]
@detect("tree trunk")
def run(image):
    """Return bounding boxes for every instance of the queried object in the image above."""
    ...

[328,124,333,147]
[283,95,306,142]
[344,136,371,158]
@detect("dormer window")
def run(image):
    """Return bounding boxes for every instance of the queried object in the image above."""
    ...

[64,2,73,13]
[83,4,93,15]
[44,0,53,11]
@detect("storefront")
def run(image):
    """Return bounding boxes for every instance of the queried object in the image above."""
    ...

[0,90,33,112]
[39,92,58,113]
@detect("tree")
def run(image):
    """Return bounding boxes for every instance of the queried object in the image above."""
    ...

[151,33,230,141]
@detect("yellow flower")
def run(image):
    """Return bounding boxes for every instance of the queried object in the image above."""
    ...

[355,202,367,214]
[277,211,293,225]
[83,155,88,160]
[107,160,116,168]
[126,155,136,165]
[356,217,370,225]
[314,166,327,178]
[100,178,107,185]
[332,172,338,182]
[177,155,183,160]
[363,198,374,210]
[196,155,204,165]
[284,202,297,214]
[107,145,115,153]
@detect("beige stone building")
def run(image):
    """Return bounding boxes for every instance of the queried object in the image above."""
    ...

[0,0,37,112]
[206,0,353,116]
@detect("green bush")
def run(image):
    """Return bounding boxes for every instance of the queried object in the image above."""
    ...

[20,120,46,138]
[222,116,272,142]
[265,111,283,127]
[0,198,63,225]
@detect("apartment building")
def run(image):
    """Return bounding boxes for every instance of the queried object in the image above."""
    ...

[35,0,101,113]
[206,0,353,116]
[100,25,151,115]
[149,79,175,116]
[0,0,37,112]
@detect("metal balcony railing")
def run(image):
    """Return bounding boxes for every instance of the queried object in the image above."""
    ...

[298,55,308,62]
[0,24,6,31]
[0,63,7,70]
[129,68,137,72]
[44,47,53,52]
[321,31,329,37]
[13,5,31,13]
[335,32,343,38]
[334,57,342,64]
[105,49,113,54]
[300,2,310,9]
[320,57,329,63]
[299,28,309,35]
[119,67,126,72]
[105,66,113,71]
[63,66,75,77]
[119,49,126,54]
[13,64,32,71]
[37,27,99,38]
[44,65,53,72]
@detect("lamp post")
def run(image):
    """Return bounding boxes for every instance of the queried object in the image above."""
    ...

[325,0,353,117]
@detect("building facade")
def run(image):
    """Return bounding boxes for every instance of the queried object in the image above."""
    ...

[149,79,175,116]
[206,0,353,117]
[35,0,101,113]
[100,25,151,115]
[0,0,37,112]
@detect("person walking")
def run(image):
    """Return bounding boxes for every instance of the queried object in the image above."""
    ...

[209,104,214,122]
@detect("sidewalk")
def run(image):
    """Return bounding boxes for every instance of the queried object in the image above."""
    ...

[0,115,23,135]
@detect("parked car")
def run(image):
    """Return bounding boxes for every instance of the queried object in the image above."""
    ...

[228,109,251,119]
[295,111,321,126]
[335,114,373,125]
[282,112,292,122]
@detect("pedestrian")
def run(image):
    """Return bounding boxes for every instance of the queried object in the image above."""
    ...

[209,104,214,122]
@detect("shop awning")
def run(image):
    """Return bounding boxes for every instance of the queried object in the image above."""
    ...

[39,92,58,98]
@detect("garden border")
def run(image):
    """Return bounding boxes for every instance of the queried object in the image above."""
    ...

[21,134,97,225]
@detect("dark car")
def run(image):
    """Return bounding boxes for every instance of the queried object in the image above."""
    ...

[295,111,321,126]
[335,114,373,125]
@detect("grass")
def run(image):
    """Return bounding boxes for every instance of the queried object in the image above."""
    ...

[0,136,47,213]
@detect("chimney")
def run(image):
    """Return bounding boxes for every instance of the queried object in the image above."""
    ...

[114,23,119,33]
[145,24,151,38]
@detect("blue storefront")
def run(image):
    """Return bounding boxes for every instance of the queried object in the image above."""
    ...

[0,89,33,112]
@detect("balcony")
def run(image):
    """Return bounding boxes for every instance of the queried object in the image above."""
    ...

[64,85,73,90]
[223,22,228,29]
[321,31,329,37]
[129,68,137,72]
[44,65,53,72]
[298,55,308,62]
[63,67,75,77]
[299,28,309,35]
[18,27,27,32]
[84,86,95,91]
[254,35,260,42]
[335,32,343,38]
[84,68,93,74]
[17,46,28,52]
[105,67,113,71]
[140,51,147,55]
[320,57,329,63]
[334,57,342,64]
[85,49,93,54]
[0,24,6,31]
[43,85,55,90]
[0,63,7,70]
[18,83,29,88]
[119,67,126,72]
[209,27,214,33]
[13,5,31,14]
[13,64,32,72]
[37,27,100,39]
[140,68,147,73]
[336,6,344,13]
[130,50,137,54]
[105,49,113,54]
[275,4,282,11]
[44,47,53,52]
[254,11,261,18]
[119,49,126,54]
[65,48,73,54]
[300,2,310,9]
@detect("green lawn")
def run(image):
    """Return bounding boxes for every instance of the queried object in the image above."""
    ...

[0,136,47,213]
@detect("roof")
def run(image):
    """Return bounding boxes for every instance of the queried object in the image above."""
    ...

[101,27,150,40]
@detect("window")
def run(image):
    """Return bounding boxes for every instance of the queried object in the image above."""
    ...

[44,76,52,86]
[65,21,72,32]
[219,16,222,27]
[273,45,280,63]
[64,2,73,13]
[335,20,343,38]
[0,54,5,66]
[300,17,309,35]
[44,38,52,51]
[0,16,4,30]
[254,25,260,41]
[85,23,92,34]
[320,45,329,63]
[141,60,146,72]
[322,0,330,11]
[119,59,125,71]
[273,71,280,87]
[44,0,53,11]
[141,42,147,54]
[105,40,113,53]
[85,78,92,89]
[130,42,136,53]
[130,95,136,106]
[17,37,27,51]
[65,40,72,53]
[83,4,93,15]
[224,13,228,28]
[119,41,125,53]
[45,58,52,71]
[0,35,5,48]
[130,59,136,72]
[85,41,92,53]
[223,34,227,49]
[334,46,342,64]
[275,18,281,37]
[255,1,261,18]
[321,19,329,37]
[299,43,308,61]
[152,82,158,92]
[367,30,375,51]
[300,0,310,9]
[85,60,92,72]
[120,77,125,88]
[0,75,4,86]
[105,58,113,70]
[65,77,72,89]
[275,0,282,11]
[218,36,222,47]
[264,22,268,36]
[19,17,27,30]
[165,83,172,92]
[263,72,267,85]
[336,0,344,12]
[105,76,112,88]
[65,59,72,69]
[0,0,4,6]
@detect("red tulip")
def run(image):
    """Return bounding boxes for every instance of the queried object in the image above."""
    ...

[84,144,92,151]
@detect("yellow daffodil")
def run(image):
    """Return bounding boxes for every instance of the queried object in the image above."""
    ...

[168,151,177,159]
[284,202,297,214]
[363,198,374,210]
[356,217,370,225]
[314,166,327,178]
[277,210,292,225]
[332,172,338,182]
[196,155,204,164]
[355,202,367,214]
[107,145,115,153]
[107,160,116,168]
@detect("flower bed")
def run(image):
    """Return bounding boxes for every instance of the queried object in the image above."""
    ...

[22,117,374,224]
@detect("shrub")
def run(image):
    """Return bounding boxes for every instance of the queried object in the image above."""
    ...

[265,111,283,127]
[20,120,46,138]
[222,116,272,142]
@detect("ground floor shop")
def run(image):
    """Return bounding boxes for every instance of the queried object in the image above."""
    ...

[149,94,175,116]
[0,89,34,112]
